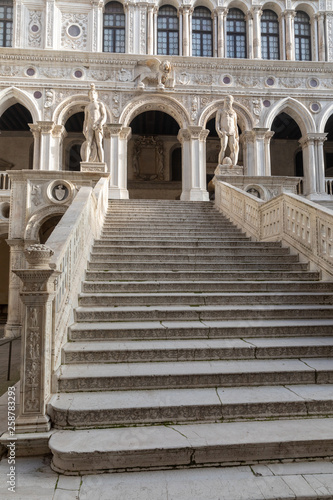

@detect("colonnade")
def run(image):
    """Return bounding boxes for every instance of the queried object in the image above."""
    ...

[26,118,329,200]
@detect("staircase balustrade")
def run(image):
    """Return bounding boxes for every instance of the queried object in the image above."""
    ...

[0,172,11,191]
[215,180,333,278]
[13,177,109,434]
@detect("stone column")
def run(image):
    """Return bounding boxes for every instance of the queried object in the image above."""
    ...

[246,10,254,59]
[316,133,328,195]
[124,2,135,54]
[45,0,56,49]
[37,121,55,170]
[252,6,262,59]
[264,131,274,176]
[181,6,192,57]
[252,128,272,176]
[4,240,25,339]
[91,0,104,52]
[325,13,333,62]
[240,131,255,176]
[279,13,286,60]
[216,7,228,58]
[177,127,209,202]
[52,125,67,171]
[317,13,326,61]
[299,134,317,196]
[14,244,59,433]
[147,5,154,55]
[29,124,41,171]
[12,0,22,48]
[105,124,130,199]
[284,10,296,61]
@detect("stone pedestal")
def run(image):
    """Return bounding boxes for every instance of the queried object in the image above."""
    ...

[80,162,107,173]
[214,164,244,176]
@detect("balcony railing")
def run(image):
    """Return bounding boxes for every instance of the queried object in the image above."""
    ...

[0,173,11,191]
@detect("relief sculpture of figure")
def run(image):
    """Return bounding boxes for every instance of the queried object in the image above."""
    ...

[81,84,107,163]
[215,95,239,167]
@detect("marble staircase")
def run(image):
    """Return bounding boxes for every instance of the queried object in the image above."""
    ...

[48,200,333,474]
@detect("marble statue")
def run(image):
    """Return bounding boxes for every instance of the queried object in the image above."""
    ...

[81,84,107,163]
[215,95,239,167]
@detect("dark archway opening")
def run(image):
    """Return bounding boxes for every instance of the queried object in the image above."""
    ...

[271,112,303,176]
[0,103,34,170]
[39,215,63,244]
[324,114,333,177]
[64,112,84,171]
[128,110,181,199]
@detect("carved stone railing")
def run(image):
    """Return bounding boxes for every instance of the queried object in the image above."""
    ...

[325,178,333,195]
[0,172,11,190]
[215,180,333,279]
[13,177,109,433]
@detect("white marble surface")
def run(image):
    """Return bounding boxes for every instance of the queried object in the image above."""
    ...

[2,455,333,499]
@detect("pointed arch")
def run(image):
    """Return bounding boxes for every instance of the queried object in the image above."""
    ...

[318,102,333,134]
[263,97,316,137]
[120,95,190,129]
[0,86,40,122]
[198,99,254,132]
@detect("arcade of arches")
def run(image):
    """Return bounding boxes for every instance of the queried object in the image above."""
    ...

[1,99,333,199]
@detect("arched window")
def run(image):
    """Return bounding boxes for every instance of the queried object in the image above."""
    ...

[192,7,213,57]
[294,11,311,61]
[157,6,179,55]
[261,10,279,60]
[0,0,13,47]
[103,1,125,53]
[226,8,246,58]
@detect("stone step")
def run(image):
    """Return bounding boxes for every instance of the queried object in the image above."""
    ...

[85,270,320,281]
[49,418,333,474]
[69,319,333,341]
[82,280,333,294]
[74,304,333,322]
[87,261,309,271]
[103,218,233,224]
[94,239,278,247]
[101,230,246,237]
[48,384,333,429]
[89,253,298,264]
[102,222,240,229]
[56,358,333,392]
[78,292,333,307]
[62,337,333,364]
[98,236,252,243]
[91,246,291,256]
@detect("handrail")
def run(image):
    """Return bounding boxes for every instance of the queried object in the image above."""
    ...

[215,179,333,279]
[46,177,109,371]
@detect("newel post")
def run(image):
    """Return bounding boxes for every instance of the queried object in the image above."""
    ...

[14,244,60,433]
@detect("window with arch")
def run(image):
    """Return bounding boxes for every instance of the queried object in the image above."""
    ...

[0,0,13,47]
[226,8,247,58]
[294,11,311,61]
[192,7,213,57]
[157,5,179,55]
[261,10,279,60]
[103,1,125,53]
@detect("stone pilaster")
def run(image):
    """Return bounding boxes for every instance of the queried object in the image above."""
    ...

[251,6,262,59]
[180,5,192,57]
[14,245,59,433]
[177,127,209,202]
[105,124,130,199]
[284,10,296,61]
[52,125,67,171]
[45,0,56,49]
[124,2,135,54]
[240,131,255,176]
[12,0,23,48]
[29,124,41,171]
[90,0,104,52]
[215,7,228,58]
[316,12,326,61]
[299,134,318,197]
[246,10,254,59]
[147,5,155,55]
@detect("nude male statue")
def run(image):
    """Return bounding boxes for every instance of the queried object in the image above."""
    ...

[81,84,107,163]
[215,95,239,167]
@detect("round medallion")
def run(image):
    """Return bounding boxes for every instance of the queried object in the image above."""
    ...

[67,24,82,38]
[34,91,42,99]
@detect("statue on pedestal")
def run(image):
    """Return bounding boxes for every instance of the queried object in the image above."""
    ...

[215,95,239,167]
[81,84,107,163]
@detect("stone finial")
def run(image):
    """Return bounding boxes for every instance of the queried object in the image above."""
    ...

[24,244,54,269]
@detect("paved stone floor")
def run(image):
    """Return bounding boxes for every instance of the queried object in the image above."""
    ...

[1,454,333,499]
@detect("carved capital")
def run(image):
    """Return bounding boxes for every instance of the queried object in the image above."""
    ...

[37,121,55,134]
[119,126,132,141]
[52,124,66,139]
[105,123,124,136]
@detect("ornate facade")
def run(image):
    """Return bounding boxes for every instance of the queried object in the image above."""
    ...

[1,0,333,331]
